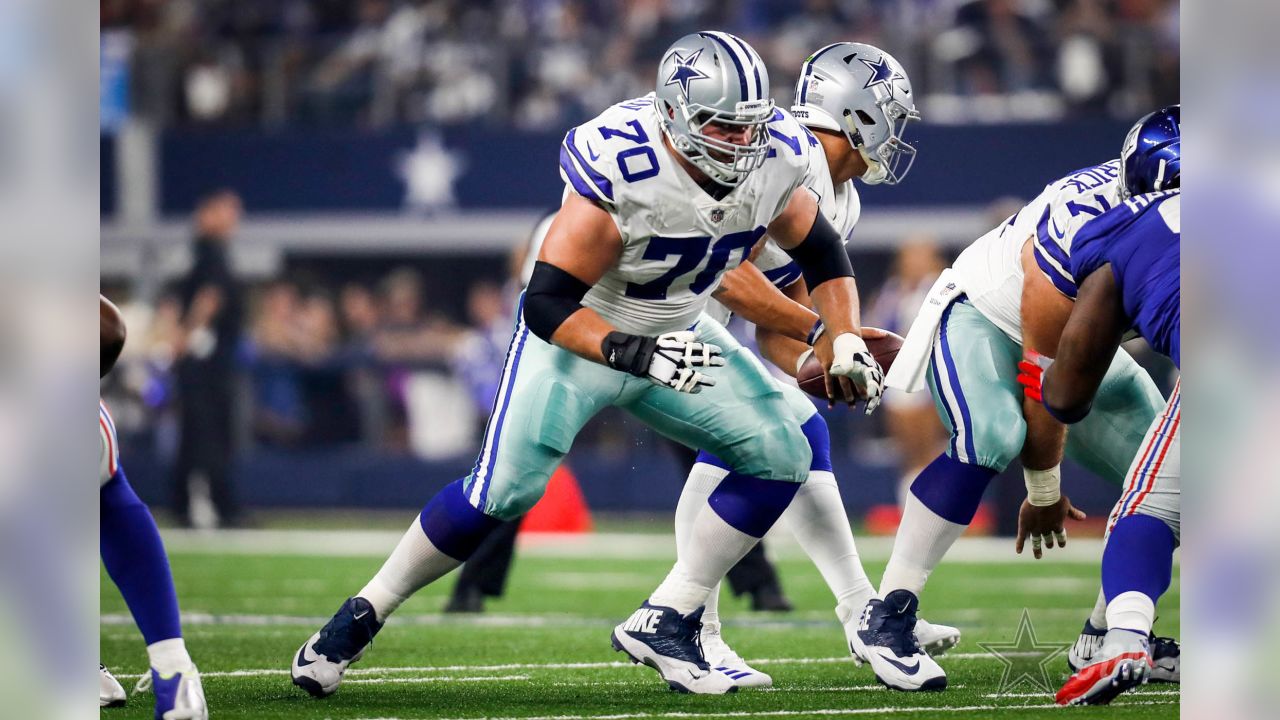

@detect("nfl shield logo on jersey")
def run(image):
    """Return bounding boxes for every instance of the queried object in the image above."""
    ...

[709,208,725,223]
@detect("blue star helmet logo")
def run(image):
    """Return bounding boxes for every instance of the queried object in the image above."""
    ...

[665,48,711,100]
[859,55,903,91]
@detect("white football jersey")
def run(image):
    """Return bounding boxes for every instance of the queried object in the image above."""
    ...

[100,400,120,486]
[704,125,862,325]
[950,160,1123,342]
[558,95,813,335]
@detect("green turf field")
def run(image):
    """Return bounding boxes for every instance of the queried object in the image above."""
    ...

[100,530,1179,719]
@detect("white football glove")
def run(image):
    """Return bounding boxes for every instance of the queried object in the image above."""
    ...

[646,331,725,393]
[828,332,884,414]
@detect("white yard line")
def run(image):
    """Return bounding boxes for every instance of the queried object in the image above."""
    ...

[347,700,1177,720]
[157,529,1127,564]
[108,652,1088,681]
[344,675,530,685]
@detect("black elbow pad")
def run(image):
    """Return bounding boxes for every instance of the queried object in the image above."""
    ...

[784,213,854,289]
[524,261,591,342]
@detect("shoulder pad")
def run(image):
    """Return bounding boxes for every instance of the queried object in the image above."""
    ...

[560,99,664,205]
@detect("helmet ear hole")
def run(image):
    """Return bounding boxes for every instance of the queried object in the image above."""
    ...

[855,110,877,126]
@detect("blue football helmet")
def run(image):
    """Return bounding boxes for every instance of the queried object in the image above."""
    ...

[1120,104,1180,199]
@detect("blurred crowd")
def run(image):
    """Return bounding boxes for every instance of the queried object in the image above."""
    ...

[101,0,1178,129]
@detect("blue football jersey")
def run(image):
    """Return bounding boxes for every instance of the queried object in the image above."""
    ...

[1069,190,1180,367]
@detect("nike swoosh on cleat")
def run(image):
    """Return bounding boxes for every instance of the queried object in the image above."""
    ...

[295,645,316,668]
[354,611,369,620]
[878,652,920,675]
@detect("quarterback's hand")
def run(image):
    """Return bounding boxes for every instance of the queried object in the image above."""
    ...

[1015,496,1086,560]
[601,330,724,393]
[827,332,885,414]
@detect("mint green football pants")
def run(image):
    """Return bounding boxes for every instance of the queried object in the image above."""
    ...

[926,299,1165,482]
[462,309,813,520]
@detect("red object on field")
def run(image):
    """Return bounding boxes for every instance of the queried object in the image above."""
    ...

[863,501,996,536]
[520,465,593,533]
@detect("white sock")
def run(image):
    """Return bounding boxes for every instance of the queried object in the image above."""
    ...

[674,463,730,624]
[878,492,967,597]
[358,519,462,621]
[146,638,192,675]
[651,505,758,615]
[1105,591,1155,636]
[1089,588,1109,629]
[781,470,875,613]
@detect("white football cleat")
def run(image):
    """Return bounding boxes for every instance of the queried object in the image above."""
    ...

[100,664,126,707]
[850,590,947,691]
[1056,628,1153,705]
[1148,633,1180,683]
[611,602,736,694]
[291,597,384,698]
[1067,619,1107,673]
[135,663,208,720]
[914,618,961,656]
[700,621,772,688]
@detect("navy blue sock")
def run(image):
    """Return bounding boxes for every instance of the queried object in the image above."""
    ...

[909,453,998,525]
[707,473,801,538]
[100,470,182,645]
[1103,514,1175,602]
[419,478,503,561]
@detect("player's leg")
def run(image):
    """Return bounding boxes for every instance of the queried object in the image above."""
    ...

[612,319,810,694]
[101,468,207,719]
[861,300,1026,691]
[1061,350,1176,675]
[1057,382,1180,706]
[292,317,621,697]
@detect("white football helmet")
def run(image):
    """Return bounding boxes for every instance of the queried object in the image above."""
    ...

[791,42,920,185]
[653,31,775,187]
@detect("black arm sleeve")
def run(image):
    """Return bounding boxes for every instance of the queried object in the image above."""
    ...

[524,260,592,343]
[782,212,854,289]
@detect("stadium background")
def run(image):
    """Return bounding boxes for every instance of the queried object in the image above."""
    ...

[98,0,1180,531]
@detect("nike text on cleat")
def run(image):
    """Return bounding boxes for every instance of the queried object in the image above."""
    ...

[291,596,384,698]
[851,590,947,691]
[1056,628,1153,705]
[610,602,737,694]
[100,664,127,708]
[701,621,772,688]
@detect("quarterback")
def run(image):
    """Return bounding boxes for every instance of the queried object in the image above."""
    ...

[855,108,1181,690]
[292,31,884,696]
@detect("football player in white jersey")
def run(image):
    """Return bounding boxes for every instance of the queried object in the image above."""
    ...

[100,295,208,719]
[855,108,1180,691]
[292,31,885,696]
[671,42,960,688]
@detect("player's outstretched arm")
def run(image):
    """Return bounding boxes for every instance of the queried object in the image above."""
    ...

[768,188,883,411]
[1041,266,1128,424]
[1012,240,1087,557]
[101,294,127,378]
[528,194,723,394]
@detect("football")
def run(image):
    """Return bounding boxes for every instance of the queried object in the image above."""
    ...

[796,328,903,401]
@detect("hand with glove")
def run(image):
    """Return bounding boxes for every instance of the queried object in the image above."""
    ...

[601,330,725,393]
[826,331,885,414]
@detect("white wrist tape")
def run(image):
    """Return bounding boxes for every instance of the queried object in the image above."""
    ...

[1024,465,1062,507]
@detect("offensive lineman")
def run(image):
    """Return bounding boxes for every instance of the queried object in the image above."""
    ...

[292,31,885,696]
[853,108,1180,690]
[670,42,960,688]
